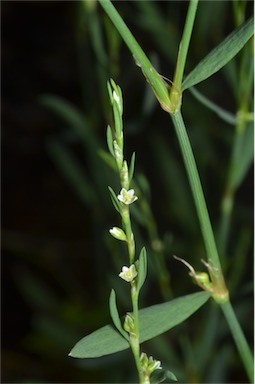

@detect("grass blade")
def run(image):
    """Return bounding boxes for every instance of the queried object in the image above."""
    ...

[182,16,254,91]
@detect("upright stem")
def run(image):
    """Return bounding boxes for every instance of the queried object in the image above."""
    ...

[122,205,135,263]
[130,282,143,381]
[171,112,221,269]
[221,301,254,382]
[171,110,253,381]
[99,0,253,380]
[171,0,199,91]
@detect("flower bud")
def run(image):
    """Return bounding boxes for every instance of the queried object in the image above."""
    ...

[109,227,127,241]
[113,140,123,170]
[140,352,162,375]
[123,313,135,335]
[120,161,129,190]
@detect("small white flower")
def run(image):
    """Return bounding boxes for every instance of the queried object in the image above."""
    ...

[119,264,137,282]
[109,227,127,241]
[117,188,138,205]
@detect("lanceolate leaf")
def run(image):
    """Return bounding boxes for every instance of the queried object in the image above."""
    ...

[232,122,254,190]
[182,16,254,91]
[108,186,121,213]
[106,125,115,157]
[109,289,129,340]
[69,291,210,358]
[137,247,147,293]
[128,152,136,184]
[189,87,236,125]
[98,149,117,172]
[40,95,85,131]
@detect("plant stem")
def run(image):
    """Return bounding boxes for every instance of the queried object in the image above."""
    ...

[221,300,254,382]
[98,0,171,112]
[171,110,253,381]
[172,0,199,92]
[122,205,135,263]
[171,112,221,269]
[130,282,144,382]
[99,0,253,380]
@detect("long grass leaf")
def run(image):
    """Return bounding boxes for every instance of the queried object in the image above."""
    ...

[182,16,254,91]
[189,87,236,125]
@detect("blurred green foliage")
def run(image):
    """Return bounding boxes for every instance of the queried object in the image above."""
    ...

[2,1,253,383]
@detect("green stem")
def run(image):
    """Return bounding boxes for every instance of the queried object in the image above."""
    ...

[169,0,198,111]
[171,110,253,380]
[172,0,199,91]
[122,205,135,263]
[171,112,222,269]
[98,0,171,112]
[130,282,144,382]
[100,0,253,380]
[221,300,254,382]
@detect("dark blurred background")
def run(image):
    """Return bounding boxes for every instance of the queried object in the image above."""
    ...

[2,1,253,383]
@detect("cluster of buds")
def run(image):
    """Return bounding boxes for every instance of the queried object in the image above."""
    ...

[140,352,162,377]
[123,313,136,336]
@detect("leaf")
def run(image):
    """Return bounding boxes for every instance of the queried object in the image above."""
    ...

[182,16,254,91]
[40,95,85,130]
[106,125,115,156]
[98,149,117,171]
[109,289,129,340]
[189,87,236,125]
[151,369,178,383]
[128,152,136,184]
[137,247,147,293]
[69,291,210,358]
[69,323,129,358]
[40,95,97,153]
[232,122,254,189]
[108,186,121,214]
[46,139,95,206]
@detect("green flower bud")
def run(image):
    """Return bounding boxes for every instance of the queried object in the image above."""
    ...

[109,227,127,241]
[120,161,129,190]
[123,313,135,334]
[140,352,162,375]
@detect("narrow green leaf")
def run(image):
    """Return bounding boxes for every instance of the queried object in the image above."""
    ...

[151,369,178,383]
[137,247,147,293]
[232,122,254,189]
[98,149,117,172]
[40,95,85,130]
[189,87,236,125]
[46,139,95,206]
[182,16,254,91]
[69,291,210,358]
[165,370,178,382]
[108,186,121,214]
[128,152,136,184]
[41,95,97,153]
[106,125,115,156]
[109,289,129,340]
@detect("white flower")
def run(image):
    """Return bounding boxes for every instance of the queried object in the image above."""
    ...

[119,265,137,282]
[109,227,127,241]
[117,188,138,205]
